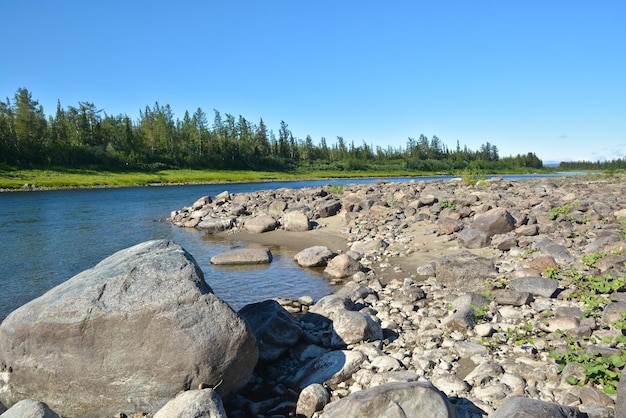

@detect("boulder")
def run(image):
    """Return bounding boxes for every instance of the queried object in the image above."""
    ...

[319,381,459,418]
[318,200,342,218]
[244,214,277,233]
[294,246,336,267]
[535,238,575,264]
[153,389,227,418]
[282,210,311,231]
[197,217,236,233]
[350,238,388,255]
[491,396,582,418]
[328,309,383,347]
[210,248,272,265]
[435,251,496,292]
[457,227,490,248]
[324,253,362,279]
[296,384,330,418]
[509,277,559,298]
[438,217,465,235]
[616,371,626,418]
[290,350,366,389]
[0,399,61,418]
[238,300,302,362]
[0,240,258,418]
[471,207,516,236]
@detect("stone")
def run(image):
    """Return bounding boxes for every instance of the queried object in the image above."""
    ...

[535,238,575,264]
[491,396,583,418]
[153,389,227,418]
[290,350,366,389]
[318,200,342,218]
[494,289,533,306]
[515,224,539,236]
[283,210,311,231]
[319,381,459,418]
[602,301,626,324]
[435,251,496,292]
[438,217,464,235]
[443,307,476,332]
[210,248,272,265]
[0,399,61,418]
[238,300,302,362]
[350,238,388,255]
[294,246,336,267]
[324,253,362,279]
[457,227,491,248]
[244,214,277,233]
[0,240,258,418]
[539,316,581,332]
[471,207,516,236]
[529,255,559,272]
[197,216,236,233]
[295,384,330,418]
[509,276,559,297]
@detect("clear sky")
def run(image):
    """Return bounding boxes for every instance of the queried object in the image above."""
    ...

[2,1,624,163]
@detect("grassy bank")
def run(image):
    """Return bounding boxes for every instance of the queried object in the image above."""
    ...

[0,165,564,191]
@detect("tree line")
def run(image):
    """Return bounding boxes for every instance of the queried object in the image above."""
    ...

[559,159,626,170]
[0,87,543,172]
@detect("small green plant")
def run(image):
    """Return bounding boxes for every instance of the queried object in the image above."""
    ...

[324,184,344,194]
[551,348,626,394]
[440,200,457,210]
[582,252,606,269]
[461,168,487,186]
[517,248,540,259]
[544,266,560,279]
[473,304,491,322]
[548,202,577,220]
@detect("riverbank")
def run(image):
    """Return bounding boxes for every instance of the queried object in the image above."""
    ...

[0,165,564,191]
[170,173,626,416]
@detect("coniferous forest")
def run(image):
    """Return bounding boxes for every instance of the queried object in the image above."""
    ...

[0,87,547,172]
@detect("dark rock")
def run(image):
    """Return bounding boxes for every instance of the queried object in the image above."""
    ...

[318,200,342,218]
[443,307,476,332]
[457,227,491,248]
[238,300,302,362]
[471,207,516,237]
[0,240,258,418]
[494,289,533,306]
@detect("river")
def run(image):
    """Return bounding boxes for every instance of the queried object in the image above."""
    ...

[0,173,584,321]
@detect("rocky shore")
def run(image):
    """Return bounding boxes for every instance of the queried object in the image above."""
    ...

[2,173,626,417]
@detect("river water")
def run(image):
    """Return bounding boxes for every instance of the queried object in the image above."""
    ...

[0,174,583,321]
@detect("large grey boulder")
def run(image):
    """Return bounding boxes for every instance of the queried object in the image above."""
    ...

[282,210,311,231]
[0,399,61,418]
[238,300,302,362]
[294,246,336,267]
[210,248,272,265]
[319,381,459,418]
[153,388,227,418]
[324,253,362,279]
[244,214,277,233]
[197,217,236,233]
[0,240,258,418]
[509,277,559,298]
[457,227,490,248]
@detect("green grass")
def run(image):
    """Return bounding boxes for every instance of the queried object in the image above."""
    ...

[0,166,446,190]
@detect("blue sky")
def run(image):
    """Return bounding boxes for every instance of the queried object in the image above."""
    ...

[2,1,624,163]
